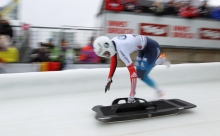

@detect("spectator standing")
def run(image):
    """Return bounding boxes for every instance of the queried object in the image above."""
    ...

[210,6,220,20]
[0,18,13,38]
[124,0,141,13]
[59,39,76,70]
[165,0,176,15]
[0,41,19,74]
[174,1,184,14]
[150,1,165,16]
[0,15,13,49]
[179,2,199,18]
[30,42,50,62]
[198,0,210,18]
[79,37,100,64]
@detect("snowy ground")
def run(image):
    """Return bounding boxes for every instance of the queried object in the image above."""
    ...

[0,63,220,136]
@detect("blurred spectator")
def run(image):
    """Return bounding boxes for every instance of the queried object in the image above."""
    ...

[30,42,50,62]
[198,0,210,18]
[165,0,176,15]
[0,15,13,50]
[0,35,10,50]
[59,39,76,70]
[45,38,55,49]
[210,6,220,20]
[174,1,184,14]
[105,0,124,12]
[0,15,13,39]
[47,39,63,64]
[79,37,100,64]
[124,0,141,13]
[149,1,165,16]
[0,41,19,63]
[179,2,199,18]
[136,0,152,13]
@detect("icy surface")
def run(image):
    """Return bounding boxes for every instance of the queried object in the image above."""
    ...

[0,63,220,136]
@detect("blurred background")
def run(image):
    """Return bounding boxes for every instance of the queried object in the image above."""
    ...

[0,0,220,73]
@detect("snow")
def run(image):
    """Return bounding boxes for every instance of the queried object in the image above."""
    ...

[0,62,220,136]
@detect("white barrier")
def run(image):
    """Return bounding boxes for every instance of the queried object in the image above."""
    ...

[0,63,110,74]
[103,12,220,49]
[0,62,220,100]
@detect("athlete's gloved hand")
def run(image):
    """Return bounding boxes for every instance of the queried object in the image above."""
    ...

[105,78,113,93]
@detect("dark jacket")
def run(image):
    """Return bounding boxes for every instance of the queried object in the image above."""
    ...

[210,7,220,20]
[0,21,13,38]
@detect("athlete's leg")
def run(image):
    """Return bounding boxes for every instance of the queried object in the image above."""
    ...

[137,37,164,99]
[137,37,159,87]
[135,50,144,78]
[139,51,158,88]
[142,51,165,99]
[155,53,171,68]
[141,53,158,88]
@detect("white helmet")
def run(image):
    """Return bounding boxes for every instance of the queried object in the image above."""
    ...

[93,36,116,58]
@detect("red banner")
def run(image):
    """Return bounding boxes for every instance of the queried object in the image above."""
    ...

[199,28,220,40]
[139,23,169,37]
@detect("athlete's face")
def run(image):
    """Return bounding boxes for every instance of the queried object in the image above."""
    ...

[103,51,110,57]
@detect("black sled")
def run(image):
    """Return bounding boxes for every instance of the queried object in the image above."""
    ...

[92,97,196,123]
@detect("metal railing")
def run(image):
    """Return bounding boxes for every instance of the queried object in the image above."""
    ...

[10,25,102,62]
[12,25,102,49]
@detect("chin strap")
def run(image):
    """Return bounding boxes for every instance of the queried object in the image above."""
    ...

[127,63,137,97]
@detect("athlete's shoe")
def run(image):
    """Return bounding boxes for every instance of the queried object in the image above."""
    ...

[155,53,171,68]
[155,90,165,100]
[128,96,135,103]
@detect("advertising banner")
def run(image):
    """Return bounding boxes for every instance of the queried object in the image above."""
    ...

[104,12,220,48]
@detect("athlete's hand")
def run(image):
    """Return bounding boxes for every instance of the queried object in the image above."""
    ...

[105,78,113,93]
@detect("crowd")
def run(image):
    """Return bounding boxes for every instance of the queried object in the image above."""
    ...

[104,0,220,20]
[30,39,76,71]
[77,37,107,64]
[0,14,106,72]
[0,15,18,64]
[30,37,105,71]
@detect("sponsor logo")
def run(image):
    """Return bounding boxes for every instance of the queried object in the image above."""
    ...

[140,23,169,37]
[137,45,142,50]
[171,25,195,39]
[131,72,137,78]
[136,57,142,61]
[141,62,145,68]
[199,28,220,40]
[133,34,138,37]
[119,50,130,63]
[143,58,147,61]
[107,21,134,34]
[118,35,127,40]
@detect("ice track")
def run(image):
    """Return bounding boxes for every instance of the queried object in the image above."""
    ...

[0,63,220,136]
